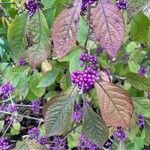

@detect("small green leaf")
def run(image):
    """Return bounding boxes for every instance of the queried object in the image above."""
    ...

[133,97,150,118]
[38,68,61,88]
[29,72,45,97]
[125,73,150,91]
[82,104,109,147]
[60,48,83,73]
[77,16,88,45]
[10,122,21,135]
[0,121,4,131]
[130,12,150,43]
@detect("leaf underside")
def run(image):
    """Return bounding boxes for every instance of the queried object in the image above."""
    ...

[95,81,133,129]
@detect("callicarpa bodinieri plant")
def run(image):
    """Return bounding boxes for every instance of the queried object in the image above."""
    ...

[0,0,150,149]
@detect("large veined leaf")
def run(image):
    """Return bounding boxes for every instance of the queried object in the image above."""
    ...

[44,88,77,136]
[92,0,124,58]
[125,73,150,91]
[127,0,149,21]
[52,0,81,58]
[8,14,27,60]
[26,10,51,67]
[82,104,109,147]
[95,81,133,129]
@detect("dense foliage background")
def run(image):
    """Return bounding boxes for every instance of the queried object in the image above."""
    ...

[0,0,150,150]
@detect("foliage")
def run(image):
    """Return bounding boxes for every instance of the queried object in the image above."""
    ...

[0,0,150,150]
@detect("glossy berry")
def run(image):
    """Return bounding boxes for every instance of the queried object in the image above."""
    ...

[25,0,43,19]
[18,58,27,66]
[138,66,147,76]
[137,114,145,126]
[38,136,49,145]
[116,0,127,10]
[113,127,126,141]
[49,135,67,150]
[78,134,100,150]
[0,138,9,150]
[31,100,41,113]
[72,102,83,122]
[96,47,103,53]
[0,82,14,95]
[28,127,40,139]
[7,103,18,113]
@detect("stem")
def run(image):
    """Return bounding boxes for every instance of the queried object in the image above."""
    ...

[16,104,43,109]
[0,111,44,122]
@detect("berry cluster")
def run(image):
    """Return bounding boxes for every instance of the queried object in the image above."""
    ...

[0,82,14,100]
[25,0,43,19]
[96,47,103,54]
[72,102,83,122]
[49,135,67,150]
[116,0,127,10]
[0,138,9,150]
[28,127,48,145]
[103,136,113,150]
[71,52,99,92]
[81,0,96,14]
[18,58,27,66]
[7,103,18,113]
[113,127,126,141]
[138,66,147,76]
[137,114,145,126]
[31,99,42,113]
[78,134,100,150]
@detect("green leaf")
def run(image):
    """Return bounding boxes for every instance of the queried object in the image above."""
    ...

[8,14,27,60]
[0,121,4,131]
[26,10,51,66]
[82,104,109,147]
[44,88,77,136]
[130,12,150,43]
[59,48,83,73]
[29,72,45,97]
[125,73,150,91]
[133,97,150,118]
[77,16,88,45]
[133,137,144,150]
[42,0,55,8]
[10,122,21,135]
[128,61,140,73]
[38,68,61,88]
[142,121,150,146]
[43,7,56,29]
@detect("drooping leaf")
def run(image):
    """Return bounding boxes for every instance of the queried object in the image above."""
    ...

[8,14,27,60]
[44,88,77,136]
[125,73,150,91]
[27,140,48,150]
[52,0,81,58]
[127,0,149,21]
[95,81,133,129]
[92,0,125,58]
[29,72,45,97]
[26,10,51,67]
[130,12,150,43]
[38,68,61,88]
[82,104,109,147]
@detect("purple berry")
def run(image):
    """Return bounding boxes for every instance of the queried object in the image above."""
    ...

[38,136,49,145]
[113,127,126,141]
[0,138,9,150]
[78,134,99,150]
[31,99,41,113]
[18,58,27,66]
[0,82,14,95]
[148,91,150,99]
[28,127,40,139]
[116,0,127,10]
[138,66,147,76]
[7,103,18,113]
[25,0,43,19]
[137,114,145,126]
